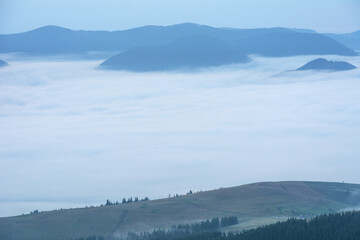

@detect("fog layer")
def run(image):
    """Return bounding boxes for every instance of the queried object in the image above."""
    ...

[1,55,360,217]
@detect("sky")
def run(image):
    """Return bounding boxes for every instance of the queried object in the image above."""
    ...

[0,0,360,34]
[0,54,360,217]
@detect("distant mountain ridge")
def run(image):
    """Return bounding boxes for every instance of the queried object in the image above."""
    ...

[324,30,360,51]
[1,181,360,240]
[0,60,8,68]
[234,31,356,57]
[296,58,357,71]
[99,35,250,71]
[0,23,357,57]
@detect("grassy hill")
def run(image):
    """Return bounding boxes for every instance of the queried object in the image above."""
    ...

[1,181,360,240]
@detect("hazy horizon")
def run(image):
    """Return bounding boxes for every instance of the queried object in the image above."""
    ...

[1,22,360,35]
[1,0,360,34]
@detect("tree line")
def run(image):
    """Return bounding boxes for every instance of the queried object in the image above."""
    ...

[71,211,360,240]
[104,197,150,206]
[71,216,238,240]
[228,211,360,240]
[130,215,238,240]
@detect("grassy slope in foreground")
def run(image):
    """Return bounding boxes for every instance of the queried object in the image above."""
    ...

[1,181,360,240]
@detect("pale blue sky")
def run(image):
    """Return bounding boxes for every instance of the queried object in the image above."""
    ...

[0,0,359,34]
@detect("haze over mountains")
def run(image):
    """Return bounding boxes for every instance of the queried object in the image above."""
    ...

[1,22,360,240]
[1,181,360,240]
[1,0,360,239]
[1,23,358,71]
[99,35,250,71]
[0,60,8,67]
[0,23,357,57]
[325,30,360,51]
[296,58,357,72]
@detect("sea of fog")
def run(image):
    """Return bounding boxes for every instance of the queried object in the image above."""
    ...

[1,55,360,217]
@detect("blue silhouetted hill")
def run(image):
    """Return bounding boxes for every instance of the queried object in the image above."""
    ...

[0,25,119,54]
[234,31,357,57]
[0,59,8,67]
[296,58,357,71]
[99,35,250,71]
[325,30,360,51]
[0,23,357,57]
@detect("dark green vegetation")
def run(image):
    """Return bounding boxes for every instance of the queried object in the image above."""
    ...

[230,211,360,240]
[99,35,249,71]
[105,197,150,206]
[73,216,239,240]
[1,181,360,240]
[0,23,356,57]
[73,211,360,240]
[296,58,357,71]
[0,59,8,67]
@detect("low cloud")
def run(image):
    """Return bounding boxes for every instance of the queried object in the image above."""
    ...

[0,55,360,217]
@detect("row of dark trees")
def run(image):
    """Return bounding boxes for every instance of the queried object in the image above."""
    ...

[104,197,150,206]
[228,211,360,240]
[130,211,360,240]
[70,216,238,240]
[27,196,151,215]
[71,211,360,240]
[126,216,239,240]
[72,236,105,240]
[29,209,39,214]
[220,216,239,227]
[168,190,205,198]
[172,216,238,232]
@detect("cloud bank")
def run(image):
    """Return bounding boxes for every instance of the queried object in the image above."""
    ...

[0,55,360,217]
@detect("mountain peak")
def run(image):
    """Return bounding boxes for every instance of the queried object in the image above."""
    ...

[297,58,357,71]
[0,59,8,67]
[0,23,357,57]
[100,35,249,71]
[25,25,73,34]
